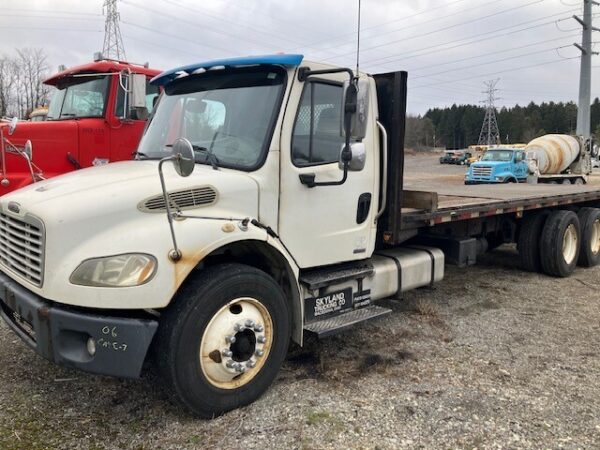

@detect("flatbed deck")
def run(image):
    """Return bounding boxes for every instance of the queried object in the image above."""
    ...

[399,155,600,229]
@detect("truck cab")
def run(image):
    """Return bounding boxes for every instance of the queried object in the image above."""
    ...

[465,148,527,184]
[0,58,161,194]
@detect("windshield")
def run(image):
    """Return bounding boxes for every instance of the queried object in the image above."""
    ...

[46,75,109,120]
[137,67,286,170]
[481,150,513,162]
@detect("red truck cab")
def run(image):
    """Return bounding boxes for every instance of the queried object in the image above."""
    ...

[0,59,161,194]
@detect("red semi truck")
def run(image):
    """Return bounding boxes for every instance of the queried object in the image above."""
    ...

[0,57,161,194]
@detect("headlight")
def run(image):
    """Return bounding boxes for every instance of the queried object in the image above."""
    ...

[70,253,157,287]
[495,176,504,181]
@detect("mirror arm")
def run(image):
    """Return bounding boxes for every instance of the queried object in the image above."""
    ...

[297,67,354,82]
[158,155,182,262]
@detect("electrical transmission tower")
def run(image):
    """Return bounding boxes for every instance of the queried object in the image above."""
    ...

[478,79,501,146]
[573,0,598,138]
[102,0,126,61]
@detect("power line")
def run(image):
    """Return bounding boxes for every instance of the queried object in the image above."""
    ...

[409,34,580,73]
[0,13,101,21]
[300,0,503,56]
[411,56,579,90]
[154,0,332,54]
[120,0,309,58]
[0,8,101,16]
[412,44,575,80]
[321,0,545,63]
[0,25,102,33]
[364,8,580,68]
[121,20,233,57]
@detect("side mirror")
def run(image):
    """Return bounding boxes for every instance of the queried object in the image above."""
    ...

[171,138,195,177]
[8,117,18,135]
[129,73,148,120]
[339,142,366,171]
[342,78,370,141]
[24,140,32,160]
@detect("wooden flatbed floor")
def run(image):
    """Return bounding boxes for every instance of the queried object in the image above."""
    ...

[399,154,600,229]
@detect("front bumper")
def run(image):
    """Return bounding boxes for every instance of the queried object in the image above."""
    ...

[464,178,503,185]
[0,272,158,378]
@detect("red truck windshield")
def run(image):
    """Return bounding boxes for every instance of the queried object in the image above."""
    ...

[46,75,109,120]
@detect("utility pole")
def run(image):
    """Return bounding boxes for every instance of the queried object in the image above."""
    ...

[102,0,126,61]
[478,79,501,146]
[574,0,599,137]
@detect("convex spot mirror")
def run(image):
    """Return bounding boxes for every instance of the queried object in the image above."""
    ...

[171,138,195,177]
[24,140,32,160]
[8,117,17,136]
[339,142,366,172]
[342,78,370,141]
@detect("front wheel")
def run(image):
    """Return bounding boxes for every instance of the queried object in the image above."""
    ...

[156,263,290,418]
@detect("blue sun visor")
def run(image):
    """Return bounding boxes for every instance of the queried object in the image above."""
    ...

[151,54,304,86]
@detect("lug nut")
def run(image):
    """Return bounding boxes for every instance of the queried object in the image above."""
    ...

[256,335,267,344]
[226,360,236,369]
[246,359,256,368]
[225,335,236,344]
[222,349,233,357]
[254,325,264,333]
[244,319,255,328]
[234,323,244,332]
[255,349,264,357]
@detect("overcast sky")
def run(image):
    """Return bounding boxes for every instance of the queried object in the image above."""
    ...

[0,0,597,114]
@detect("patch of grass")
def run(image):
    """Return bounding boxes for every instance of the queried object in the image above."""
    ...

[306,410,331,426]
[414,299,439,318]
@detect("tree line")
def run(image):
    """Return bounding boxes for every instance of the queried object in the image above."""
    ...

[406,100,600,150]
[0,48,51,119]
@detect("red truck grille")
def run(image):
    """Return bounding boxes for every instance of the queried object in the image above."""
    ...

[0,212,44,286]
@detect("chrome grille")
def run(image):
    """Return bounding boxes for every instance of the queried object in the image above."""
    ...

[139,186,217,213]
[472,166,492,177]
[0,213,44,286]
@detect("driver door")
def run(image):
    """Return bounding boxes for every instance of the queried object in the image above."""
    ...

[278,73,377,269]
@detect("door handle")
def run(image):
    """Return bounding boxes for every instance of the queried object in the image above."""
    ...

[356,193,372,224]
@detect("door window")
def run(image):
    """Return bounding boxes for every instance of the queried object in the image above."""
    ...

[292,82,344,166]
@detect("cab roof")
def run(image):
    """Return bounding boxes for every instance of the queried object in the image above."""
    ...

[151,54,304,87]
[44,60,162,86]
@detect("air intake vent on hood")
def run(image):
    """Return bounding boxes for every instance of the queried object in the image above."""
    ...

[139,186,217,213]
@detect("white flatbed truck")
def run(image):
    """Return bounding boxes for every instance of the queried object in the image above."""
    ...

[1,55,600,417]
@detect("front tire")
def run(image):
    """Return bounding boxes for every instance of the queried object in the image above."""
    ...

[540,210,581,277]
[156,263,290,418]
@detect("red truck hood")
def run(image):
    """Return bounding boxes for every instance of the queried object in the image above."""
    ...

[0,120,79,193]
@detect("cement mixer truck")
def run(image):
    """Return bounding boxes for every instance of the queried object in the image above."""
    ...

[465,134,595,185]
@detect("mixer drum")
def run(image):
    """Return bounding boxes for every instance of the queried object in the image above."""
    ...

[525,134,580,174]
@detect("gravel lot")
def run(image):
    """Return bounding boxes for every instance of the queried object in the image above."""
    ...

[1,155,600,449]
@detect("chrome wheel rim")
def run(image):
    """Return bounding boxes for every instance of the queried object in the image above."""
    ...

[562,224,578,265]
[200,297,273,389]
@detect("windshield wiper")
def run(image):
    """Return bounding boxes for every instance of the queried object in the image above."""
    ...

[194,145,220,171]
[165,143,220,170]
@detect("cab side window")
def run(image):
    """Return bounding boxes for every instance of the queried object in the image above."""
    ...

[515,151,524,162]
[116,76,160,118]
[292,82,344,166]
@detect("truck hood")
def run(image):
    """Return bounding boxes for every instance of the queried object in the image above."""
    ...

[1,160,260,223]
[470,161,511,170]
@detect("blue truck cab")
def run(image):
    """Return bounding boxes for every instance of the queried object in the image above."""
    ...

[465,148,527,184]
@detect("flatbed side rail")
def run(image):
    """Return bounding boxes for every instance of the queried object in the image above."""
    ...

[400,190,600,229]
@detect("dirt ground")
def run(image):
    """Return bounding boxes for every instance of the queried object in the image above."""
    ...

[1,155,600,449]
